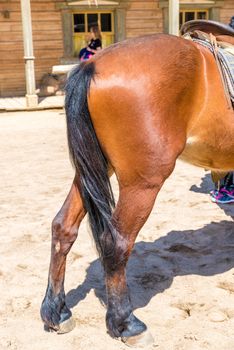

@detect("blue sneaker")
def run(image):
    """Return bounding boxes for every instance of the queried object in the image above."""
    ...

[210,189,234,204]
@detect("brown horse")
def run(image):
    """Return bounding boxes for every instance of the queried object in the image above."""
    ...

[41,27,234,346]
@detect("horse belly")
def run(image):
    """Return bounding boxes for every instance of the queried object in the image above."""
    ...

[180,136,234,172]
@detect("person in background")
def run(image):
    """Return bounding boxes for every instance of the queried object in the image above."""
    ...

[229,16,234,29]
[79,25,102,61]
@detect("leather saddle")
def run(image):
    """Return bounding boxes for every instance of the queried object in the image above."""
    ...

[181,19,234,37]
[181,20,234,106]
[181,19,234,46]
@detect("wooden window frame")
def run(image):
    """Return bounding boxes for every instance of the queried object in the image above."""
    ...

[72,11,114,35]
[72,10,115,55]
[57,1,129,62]
[179,9,209,27]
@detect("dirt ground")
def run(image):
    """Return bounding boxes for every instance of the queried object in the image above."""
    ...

[0,110,233,350]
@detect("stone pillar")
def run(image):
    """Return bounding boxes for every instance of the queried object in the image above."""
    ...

[20,0,38,107]
[168,0,179,36]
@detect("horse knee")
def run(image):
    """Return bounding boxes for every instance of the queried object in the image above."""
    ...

[52,216,78,251]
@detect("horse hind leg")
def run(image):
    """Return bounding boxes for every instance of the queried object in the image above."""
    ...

[102,178,165,346]
[40,175,85,333]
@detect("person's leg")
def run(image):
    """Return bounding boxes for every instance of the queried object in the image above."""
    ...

[79,48,87,59]
[223,172,234,188]
[210,172,234,203]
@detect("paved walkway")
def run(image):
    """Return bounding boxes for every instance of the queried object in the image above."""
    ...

[0,95,64,112]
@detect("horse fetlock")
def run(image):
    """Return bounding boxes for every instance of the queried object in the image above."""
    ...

[106,310,146,339]
[106,310,130,338]
[40,290,72,332]
[107,312,147,339]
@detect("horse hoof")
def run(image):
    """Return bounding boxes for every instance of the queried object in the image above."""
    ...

[57,317,76,334]
[121,329,154,348]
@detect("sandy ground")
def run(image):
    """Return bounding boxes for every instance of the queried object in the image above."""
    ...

[0,110,233,350]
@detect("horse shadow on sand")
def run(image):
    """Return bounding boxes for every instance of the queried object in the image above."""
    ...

[66,217,234,312]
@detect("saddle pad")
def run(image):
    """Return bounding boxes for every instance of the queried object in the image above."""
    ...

[218,47,234,103]
[193,38,234,104]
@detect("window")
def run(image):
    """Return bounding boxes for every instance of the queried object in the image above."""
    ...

[87,13,98,31]
[179,10,208,28]
[73,12,113,33]
[74,14,85,33]
[101,13,112,32]
[73,12,114,55]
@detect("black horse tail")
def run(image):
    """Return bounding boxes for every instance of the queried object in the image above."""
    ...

[65,62,116,259]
